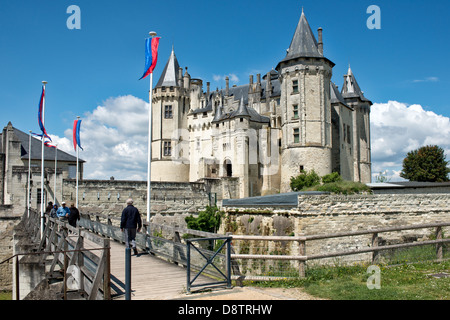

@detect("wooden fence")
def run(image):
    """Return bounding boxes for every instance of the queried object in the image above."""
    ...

[228,221,450,281]
[79,213,449,282]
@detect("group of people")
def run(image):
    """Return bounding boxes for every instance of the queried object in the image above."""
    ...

[46,201,80,227]
[45,198,142,255]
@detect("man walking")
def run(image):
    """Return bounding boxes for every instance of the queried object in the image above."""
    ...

[120,198,142,255]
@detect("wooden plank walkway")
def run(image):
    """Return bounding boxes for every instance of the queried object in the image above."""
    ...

[107,240,212,300]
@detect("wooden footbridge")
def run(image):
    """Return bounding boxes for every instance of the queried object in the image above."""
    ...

[10,210,230,300]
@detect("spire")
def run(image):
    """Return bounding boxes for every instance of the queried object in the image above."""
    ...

[341,66,370,102]
[212,102,223,123]
[284,9,321,60]
[156,47,181,87]
[233,97,251,118]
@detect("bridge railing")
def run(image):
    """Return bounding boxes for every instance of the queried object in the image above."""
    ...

[79,212,228,281]
[2,210,110,300]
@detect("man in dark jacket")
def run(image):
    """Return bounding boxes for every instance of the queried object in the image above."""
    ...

[68,203,80,228]
[120,198,142,255]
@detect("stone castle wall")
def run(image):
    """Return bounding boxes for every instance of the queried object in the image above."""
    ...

[221,194,450,264]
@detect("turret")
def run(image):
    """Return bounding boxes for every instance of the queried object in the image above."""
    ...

[275,9,335,192]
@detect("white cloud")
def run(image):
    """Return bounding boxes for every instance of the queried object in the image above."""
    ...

[212,73,239,84]
[371,101,450,181]
[56,95,150,180]
[412,77,439,83]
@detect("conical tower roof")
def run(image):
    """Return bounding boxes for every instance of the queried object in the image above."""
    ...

[277,9,334,69]
[284,9,321,60]
[156,47,181,87]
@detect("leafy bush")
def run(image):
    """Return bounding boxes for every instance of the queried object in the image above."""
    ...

[185,206,223,233]
[315,181,371,195]
[290,169,321,191]
[321,172,342,184]
[290,171,371,194]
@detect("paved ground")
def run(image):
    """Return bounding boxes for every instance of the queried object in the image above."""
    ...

[171,286,326,300]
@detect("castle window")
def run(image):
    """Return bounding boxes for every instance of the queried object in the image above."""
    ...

[293,104,299,119]
[292,80,299,94]
[164,105,173,119]
[293,128,300,143]
[347,125,351,144]
[164,141,172,156]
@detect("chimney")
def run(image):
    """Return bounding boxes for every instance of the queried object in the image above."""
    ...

[225,76,229,96]
[318,27,323,56]
[207,82,210,96]
[178,67,183,87]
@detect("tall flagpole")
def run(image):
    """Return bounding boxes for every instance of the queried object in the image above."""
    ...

[28,130,32,217]
[40,81,47,239]
[147,31,157,224]
[54,143,58,204]
[76,116,80,208]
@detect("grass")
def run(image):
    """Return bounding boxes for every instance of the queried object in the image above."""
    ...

[305,180,372,194]
[0,291,12,300]
[247,259,450,300]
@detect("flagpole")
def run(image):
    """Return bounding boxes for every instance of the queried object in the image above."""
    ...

[28,130,32,218]
[147,31,157,225]
[54,143,58,204]
[76,116,80,208]
[40,81,47,239]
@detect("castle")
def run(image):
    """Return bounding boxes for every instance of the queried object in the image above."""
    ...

[150,10,372,198]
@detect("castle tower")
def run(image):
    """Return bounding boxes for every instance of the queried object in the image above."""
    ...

[151,48,190,182]
[276,10,335,192]
[341,66,372,183]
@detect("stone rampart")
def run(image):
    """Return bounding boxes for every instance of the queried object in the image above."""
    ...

[221,193,450,264]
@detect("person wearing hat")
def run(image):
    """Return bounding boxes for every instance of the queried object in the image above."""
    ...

[120,198,142,255]
[57,201,70,219]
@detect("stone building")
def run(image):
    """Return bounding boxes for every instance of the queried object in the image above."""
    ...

[151,10,372,197]
[0,122,83,210]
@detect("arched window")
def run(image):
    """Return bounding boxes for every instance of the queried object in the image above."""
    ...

[224,159,232,177]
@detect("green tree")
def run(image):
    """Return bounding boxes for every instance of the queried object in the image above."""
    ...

[400,145,450,182]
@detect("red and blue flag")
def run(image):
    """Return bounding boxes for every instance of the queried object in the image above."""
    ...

[139,37,161,80]
[73,119,83,151]
[32,85,55,147]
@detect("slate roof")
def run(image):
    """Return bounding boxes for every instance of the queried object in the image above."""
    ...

[284,10,321,60]
[11,126,82,162]
[276,10,334,69]
[156,48,181,88]
[330,82,352,110]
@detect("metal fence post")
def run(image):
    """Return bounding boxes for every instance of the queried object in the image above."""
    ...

[226,238,231,289]
[125,248,131,300]
[186,240,191,293]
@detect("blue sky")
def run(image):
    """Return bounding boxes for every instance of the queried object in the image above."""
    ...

[1,0,450,181]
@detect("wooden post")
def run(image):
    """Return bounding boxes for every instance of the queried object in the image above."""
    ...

[298,240,305,278]
[103,240,111,300]
[436,226,443,262]
[372,233,379,264]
